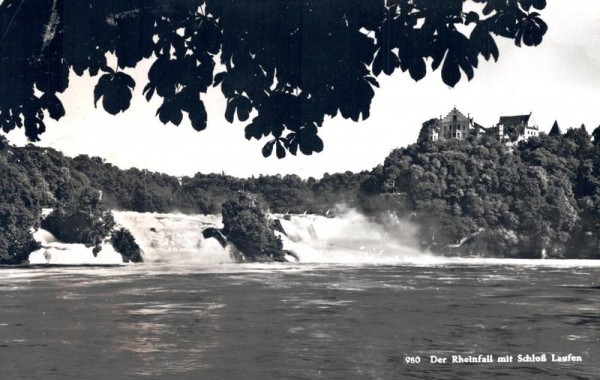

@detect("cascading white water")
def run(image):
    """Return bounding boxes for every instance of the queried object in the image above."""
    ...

[28,209,428,265]
[26,210,600,267]
[113,209,429,265]
[276,209,427,263]
[112,211,235,264]
[28,228,124,265]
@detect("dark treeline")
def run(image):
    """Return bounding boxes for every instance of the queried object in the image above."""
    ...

[2,121,600,263]
[70,155,369,214]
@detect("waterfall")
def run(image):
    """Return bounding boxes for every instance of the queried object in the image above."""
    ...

[29,209,427,265]
[27,210,600,267]
[28,228,124,265]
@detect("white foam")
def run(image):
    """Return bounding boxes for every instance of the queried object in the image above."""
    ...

[112,211,234,264]
[29,230,124,265]
[276,209,425,263]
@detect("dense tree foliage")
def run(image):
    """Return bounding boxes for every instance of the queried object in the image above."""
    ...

[71,155,367,214]
[220,192,285,262]
[0,138,42,263]
[368,126,600,258]
[1,0,547,156]
[0,139,130,263]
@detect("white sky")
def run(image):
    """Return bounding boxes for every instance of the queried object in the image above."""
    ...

[8,1,600,178]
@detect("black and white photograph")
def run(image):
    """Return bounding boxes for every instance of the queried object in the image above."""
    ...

[0,1,599,378]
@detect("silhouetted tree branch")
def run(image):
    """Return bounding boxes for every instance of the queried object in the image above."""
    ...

[0,0,547,156]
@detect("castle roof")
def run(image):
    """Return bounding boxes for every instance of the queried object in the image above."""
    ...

[442,107,470,123]
[499,114,531,127]
[549,120,562,136]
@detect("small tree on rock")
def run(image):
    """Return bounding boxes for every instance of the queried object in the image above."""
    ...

[221,192,285,261]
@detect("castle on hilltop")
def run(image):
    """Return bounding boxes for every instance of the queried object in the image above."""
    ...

[426,107,540,143]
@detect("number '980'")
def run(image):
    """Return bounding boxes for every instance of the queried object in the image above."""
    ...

[405,356,421,364]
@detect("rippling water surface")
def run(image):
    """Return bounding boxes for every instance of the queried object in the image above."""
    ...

[1,261,599,379]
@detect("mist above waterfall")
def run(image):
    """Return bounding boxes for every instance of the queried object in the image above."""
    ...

[276,208,425,264]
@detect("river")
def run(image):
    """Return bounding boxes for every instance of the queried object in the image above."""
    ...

[5,211,600,378]
[1,261,598,379]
